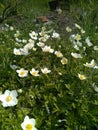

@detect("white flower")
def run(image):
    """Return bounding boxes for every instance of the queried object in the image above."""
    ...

[74,34,81,41]
[81,29,85,34]
[29,31,38,40]
[71,52,82,58]
[15,38,22,43]
[56,8,62,14]
[84,59,96,68]
[74,45,80,50]
[16,68,28,77]
[41,68,51,74]
[28,39,35,44]
[22,39,27,43]
[66,26,72,32]
[30,68,40,76]
[13,48,21,55]
[32,47,37,51]
[93,46,98,50]
[77,41,82,47]
[61,57,68,65]
[10,64,18,70]
[75,23,81,29]
[42,46,54,53]
[10,26,14,31]
[24,42,34,50]
[78,74,87,80]
[92,83,98,92]
[0,90,18,107]
[21,116,37,130]
[55,51,63,58]
[85,37,93,47]
[14,31,20,38]
[20,48,29,55]
[52,31,60,39]
[37,42,45,47]
[39,34,50,42]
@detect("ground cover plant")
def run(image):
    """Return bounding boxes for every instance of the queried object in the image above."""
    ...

[0,0,98,130]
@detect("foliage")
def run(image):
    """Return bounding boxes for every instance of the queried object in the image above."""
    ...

[0,0,98,130]
[0,0,18,23]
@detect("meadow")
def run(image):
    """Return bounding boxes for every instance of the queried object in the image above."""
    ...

[0,0,98,129]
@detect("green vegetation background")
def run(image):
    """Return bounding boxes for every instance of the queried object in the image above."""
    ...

[0,0,98,129]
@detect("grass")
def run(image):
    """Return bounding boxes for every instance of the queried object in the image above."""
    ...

[0,0,98,130]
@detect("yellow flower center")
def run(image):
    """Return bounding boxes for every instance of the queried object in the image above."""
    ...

[20,71,25,76]
[26,124,33,130]
[6,95,12,102]
[61,58,68,64]
[32,71,38,76]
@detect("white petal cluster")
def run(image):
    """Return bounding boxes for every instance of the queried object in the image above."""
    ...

[41,68,51,74]
[78,74,87,80]
[0,90,18,107]
[29,31,38,40]
[16,68,28,77]
[55,51,63,58]
[30,68,40,76]
[52,31,60,39]
[42,45,54,53]
[85,37,93,47]
[21,116,37,130]
[71,52,82,58]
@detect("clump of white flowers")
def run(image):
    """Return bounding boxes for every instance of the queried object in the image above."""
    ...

[84,59,98,68]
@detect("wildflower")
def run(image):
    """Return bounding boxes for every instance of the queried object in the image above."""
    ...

[0,90,18,107]
[21,115,37,130]
[22,39,27,43]
[56,8,62,14]
[85,37,93,47]
[24,43,34,50]
[74,45,79,50]
[16,68,28,77]
[30,68,40,76]
[10,26,14,31]
[10,64,18,70]
[20,48,29,55]
[55,51,63,58]
[71,52,82,58]
[52,31,60,39]
[41,68,51,74]
[28,39,35,44]
[81,29,85,34]
[37,42,45,47]
[92,83,98,92]
[84,59,96,68]
[32,47,37,51]
[61,57,68,65]
[13,48,21,55]
[14,30,20,37]
[29,31,38,40]
[15,37,22,43]
[66,26,72,32]
[93,46,98,50]
[77,41,82,47]
[75,23,81,29]
[74,34,81,41]
[17,89,23,93]
[42,46,54,53]
[78,74,87,80]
